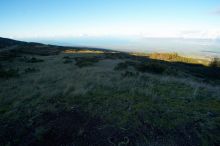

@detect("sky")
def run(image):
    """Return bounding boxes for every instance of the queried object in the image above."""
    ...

[0,0,220,40]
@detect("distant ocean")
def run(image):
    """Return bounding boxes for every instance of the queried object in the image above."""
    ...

[33,37,220,58]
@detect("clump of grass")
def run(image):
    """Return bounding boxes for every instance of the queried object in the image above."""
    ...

[62,56,74,64]
[63,59,73,64]
[0,102,133,146]
[115,61,167,74]
[115,59,220,82]
[209,57,220,68]
[73,81,220,146]
[0,68,19,78]
[121,71,137,77]
[134,62,166,74]
[63,56,71,59]
[26,57,44,63]
[74,57,101,67]
[0,51,19,61]
[20,56,44,63]
[104,52,131,59]
[24,67,40,73]
[114,62,128,70]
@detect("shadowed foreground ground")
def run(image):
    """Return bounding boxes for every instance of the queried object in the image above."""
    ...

[0,39,220,146]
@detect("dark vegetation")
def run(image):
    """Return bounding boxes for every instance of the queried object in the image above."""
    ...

[209,57,220,68]
[0,105,134,146]
[24,67,40,73]
[62,55,103,67]
[120,71,139,77]
[18,56,44,63]
[0,50,20,61]
[26,57,44,63]
[0,67,19,78]
[0,37,25,49]
[114,58,220,83]
[16,43,61,56]
[114,62,129,70]
[0,37,220,146]
[0,63,19,78]
[132,62,166,74]
[63,56,73,64]
[74,56,102,67]
[1,78,219,146]
[104,52,132,59]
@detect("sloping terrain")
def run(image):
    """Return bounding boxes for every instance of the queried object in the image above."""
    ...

[0,38,220,146]
[0,37,26,49]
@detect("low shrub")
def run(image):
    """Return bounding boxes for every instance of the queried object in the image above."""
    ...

[74,57,100,67]
[121,71,136,77]
[115,61,167,74]
[0,68,19,78]
[27,57,44,63]
[209,58,220,68]
[63,56,71,59]
[134,62,166,74]
[114,62,128,70]
[20,56,44,63]
[104,52,131,59]
[0,51,19,61]
[62,56,74,64]
[63,59,73,64]
[24,67,40,73]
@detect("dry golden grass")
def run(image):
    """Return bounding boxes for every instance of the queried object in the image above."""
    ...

[63,49,104,54]
[130,52,210,66]
[129,52,149,57]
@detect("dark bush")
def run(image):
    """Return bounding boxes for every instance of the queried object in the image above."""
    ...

[27,57,44,63]
[63,59,73,64]
[24,67,40,73]
[20,56,44,63]
[104,53,130,59]
[133,62,166,74]
[63,56,74,64]
[115,61,167,74]
[114,62,128,71]
[0,68,19,78]
[209,58,220,68]
[63,56,71,59]
[121,71,136,77]
[0,51,19,61]
[74,57,100,67]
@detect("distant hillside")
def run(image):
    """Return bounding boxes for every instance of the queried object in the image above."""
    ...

[1,37,220,146]
[0,37,218,66]
[0,37,26,49]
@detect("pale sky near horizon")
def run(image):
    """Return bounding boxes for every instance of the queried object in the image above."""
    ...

[0,0,220,39]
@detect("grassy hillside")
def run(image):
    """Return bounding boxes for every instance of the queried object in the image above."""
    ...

[131,52,210,66]
[0,38,220,146]
[0,37,25,49]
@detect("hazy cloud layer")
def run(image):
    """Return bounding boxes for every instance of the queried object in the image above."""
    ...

[179,30,220,39]
[213,7,220,15]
